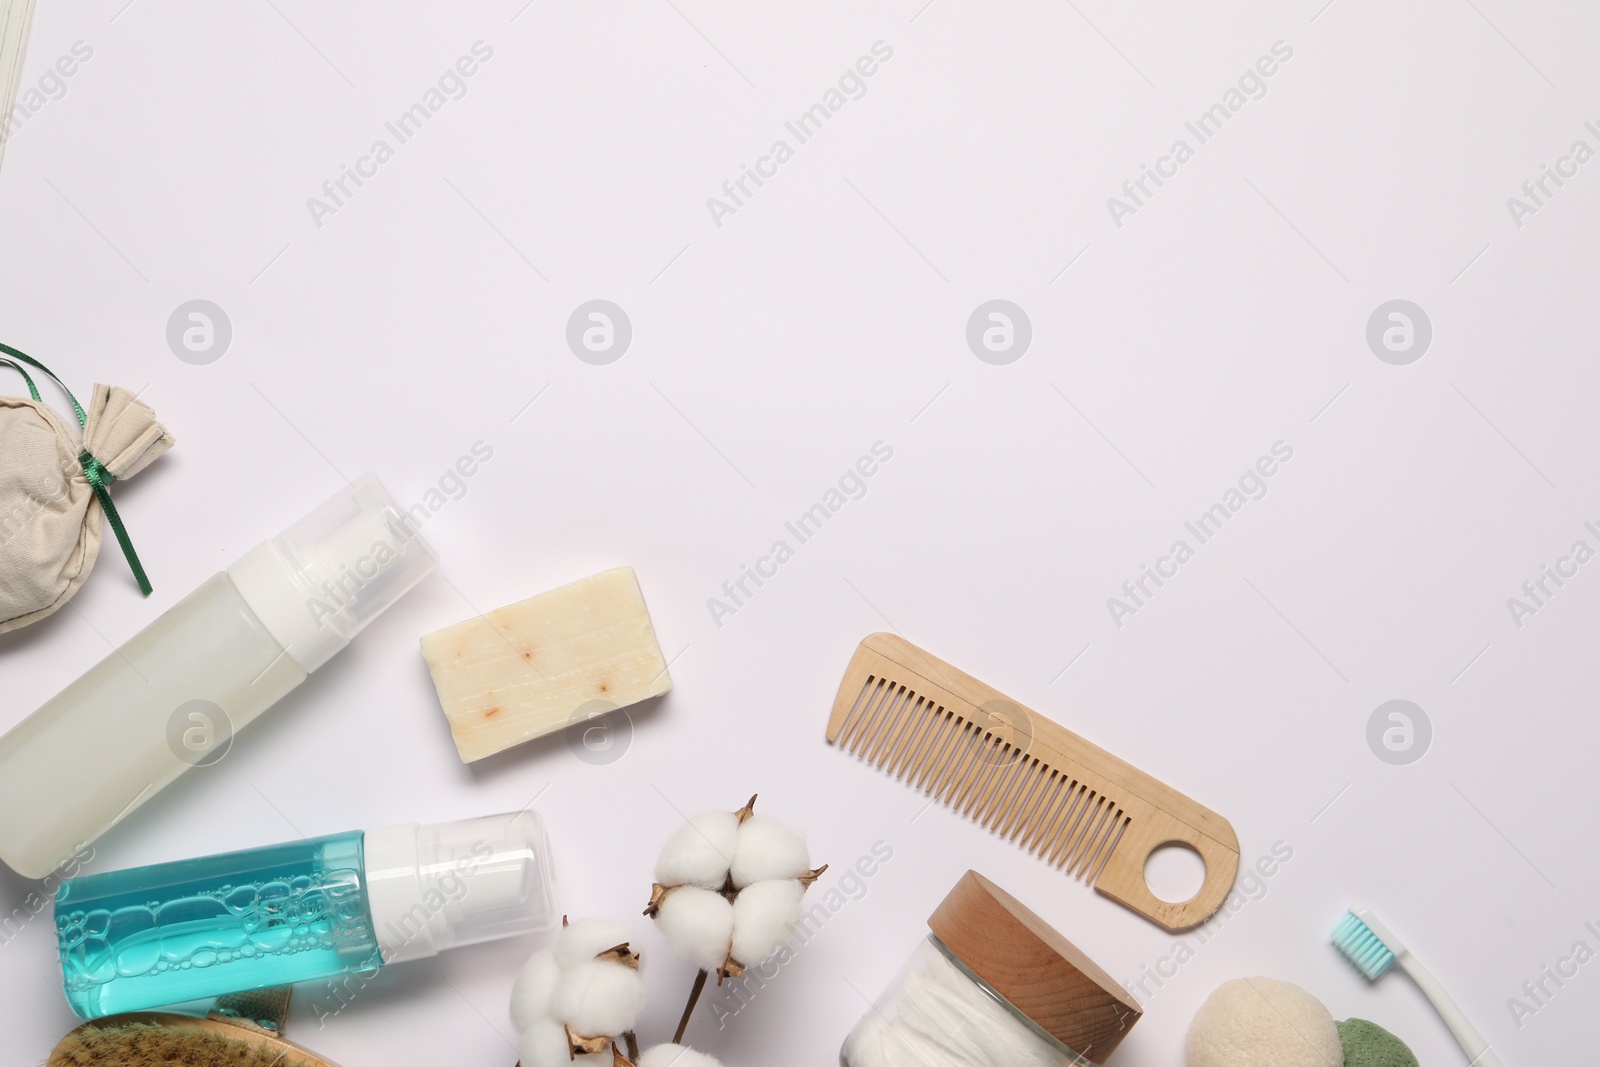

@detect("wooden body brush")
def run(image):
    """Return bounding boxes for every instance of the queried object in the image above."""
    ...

[49,987,339,1067]
[826,633,1239,931]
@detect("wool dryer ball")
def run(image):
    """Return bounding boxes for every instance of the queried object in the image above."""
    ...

[1185,977,1342,1067]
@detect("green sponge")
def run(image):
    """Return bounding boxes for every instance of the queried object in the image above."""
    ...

[1337,1018,1418,1067]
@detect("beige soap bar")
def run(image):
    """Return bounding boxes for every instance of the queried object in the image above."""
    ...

[421,567,671,762]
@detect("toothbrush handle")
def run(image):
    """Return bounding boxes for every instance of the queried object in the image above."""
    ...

[1398,953,1504,1067]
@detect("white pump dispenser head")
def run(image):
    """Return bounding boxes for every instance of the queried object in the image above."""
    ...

[364,811,557,965]
[229,474,437,672]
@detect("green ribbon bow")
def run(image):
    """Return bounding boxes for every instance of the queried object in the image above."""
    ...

[0,341,153,596]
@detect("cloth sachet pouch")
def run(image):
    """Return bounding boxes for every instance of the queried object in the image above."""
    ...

[0,343,173,633]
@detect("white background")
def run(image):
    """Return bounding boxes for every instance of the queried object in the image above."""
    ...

[1,1,1598,1064]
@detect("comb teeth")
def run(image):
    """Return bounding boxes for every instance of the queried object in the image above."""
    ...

[836,676,1131,885]
[828,634,1243,932]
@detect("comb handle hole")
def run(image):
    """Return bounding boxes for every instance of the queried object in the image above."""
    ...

[1144,842,1207,904]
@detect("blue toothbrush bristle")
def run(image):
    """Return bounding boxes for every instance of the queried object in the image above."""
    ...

[1333,913,1395,980]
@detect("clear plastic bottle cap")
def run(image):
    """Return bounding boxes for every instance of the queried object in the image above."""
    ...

[364,811,556,965]
[228,473,438,672]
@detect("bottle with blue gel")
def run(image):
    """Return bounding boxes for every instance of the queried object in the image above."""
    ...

[53,811,555,1019]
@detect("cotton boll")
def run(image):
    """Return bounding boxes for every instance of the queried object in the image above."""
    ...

[730,879,804,966]
[655,885,735,971]
[553,959,646,1037]
[639,1044,725,1067]
[729,815,809,888]
[519,1018,572,1067]
[655,811,740,889]
[555,917,635,970]
[510,950,561,1032]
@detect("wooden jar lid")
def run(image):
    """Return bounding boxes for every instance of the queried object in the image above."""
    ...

[928,871,1142,1063]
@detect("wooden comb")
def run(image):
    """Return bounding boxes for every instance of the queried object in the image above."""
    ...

[826,633,1239,931]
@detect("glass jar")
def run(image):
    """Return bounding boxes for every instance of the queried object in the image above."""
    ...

[841,871,1139,1067]
[842,935,1091,1066]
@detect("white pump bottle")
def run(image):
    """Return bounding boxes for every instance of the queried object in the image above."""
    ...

[0,475,436,878]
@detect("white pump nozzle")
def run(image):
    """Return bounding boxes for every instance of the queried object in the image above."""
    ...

[228,474,437,672]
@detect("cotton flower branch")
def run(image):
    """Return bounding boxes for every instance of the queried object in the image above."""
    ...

[511,917,645,1067]
[644,796,827,1041]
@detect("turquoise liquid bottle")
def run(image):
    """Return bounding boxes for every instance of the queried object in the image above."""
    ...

[54,812,555,1019]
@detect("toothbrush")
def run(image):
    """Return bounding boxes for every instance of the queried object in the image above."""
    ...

[1332,905,1503,1067]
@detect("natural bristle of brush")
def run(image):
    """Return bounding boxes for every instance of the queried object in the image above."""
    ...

[50,1018,326,1067]
[1333,910,1396,980]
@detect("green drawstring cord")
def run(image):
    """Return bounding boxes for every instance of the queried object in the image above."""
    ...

[76,449,151,596]
[0,341,153,596]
